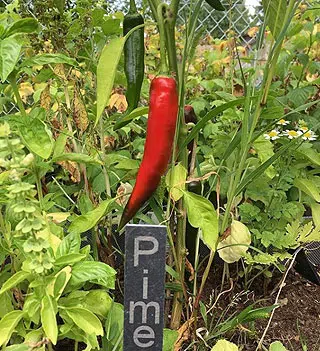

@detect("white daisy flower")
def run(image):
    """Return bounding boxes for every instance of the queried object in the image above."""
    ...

[264,130,280,140]
[302,130,318,141]
[283,130,303,139]
[300,126,309,133]
[277,119,290,126]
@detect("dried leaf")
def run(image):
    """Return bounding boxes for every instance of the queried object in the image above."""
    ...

[57,160,81,183]
[73,89,88,132]
[19,82,34,102]
[53,63,66,80]
[174,318,195,351]
[40,84,51,111]
[108,93,128,112]
[116,182,133,207]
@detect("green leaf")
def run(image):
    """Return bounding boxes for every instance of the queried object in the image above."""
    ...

[105,302,123,348]
[51,266,72,299]
[65,307,103,336]
[262,0,286,39]
[181,98,246,149]
[5,345,29,351]
[54,0,65,14]
[0,271,30,295]
[297,144,320,166]
[41,295,58,345]
[0,38,21,82]
[114,106,149,130]
[52,153,102,165]
[69,261,116,289]
[269,341,288,351]
[56,232,81,258]
[163,329,179,351]
[96,37,125,126]
[166,163,187,201]
[55,253,86,266]
[53,132,68,158]
[4,18,38,38]
[19,118,54,159]
[293,178,320,202]
[22,53,77,67]
[83,290,113,318]
[0,310,24,346]
[211,339,238,351]
[184,191,219,250]
[204,0,225,11]
[69,199,114,234]
[311,203,320,227]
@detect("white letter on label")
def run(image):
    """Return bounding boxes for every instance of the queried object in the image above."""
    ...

[133,326,155,348]
[134,236,159,267]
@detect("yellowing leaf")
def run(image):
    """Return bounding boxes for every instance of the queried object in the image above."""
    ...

[184,191,219,250]
[46,212,70,223]
[218,220,251,263]
[211,339,238,351]
[19,82,34,103]
[40,84,51,111]
[73,89,88,132]
[166,163,187,201]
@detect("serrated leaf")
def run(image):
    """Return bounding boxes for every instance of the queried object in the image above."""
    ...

[96,37,125,125]
[0,37,21,82]
[0,310,24,346]
[0,271,30,295]
[69,199,114,234]
[65,307,103,336]
[184,191,219,250]
[166,163,187,201]
[293,178,320,202]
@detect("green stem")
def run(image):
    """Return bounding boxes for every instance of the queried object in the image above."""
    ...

[9,74,27,118]
[74,341,79,351]
[157,4,169,74]
[35,166,44,210]
[129,0,137,12]
[48,342,53,351]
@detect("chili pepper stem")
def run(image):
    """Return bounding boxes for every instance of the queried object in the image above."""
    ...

[129,0,137,13]
[157,3,169,74]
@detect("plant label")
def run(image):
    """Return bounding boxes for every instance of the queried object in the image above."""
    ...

[123,224,166,350]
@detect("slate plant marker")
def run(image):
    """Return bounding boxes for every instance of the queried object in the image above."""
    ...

[124,224,167,350]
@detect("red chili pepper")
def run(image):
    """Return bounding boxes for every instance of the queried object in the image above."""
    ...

[118,76,178,230]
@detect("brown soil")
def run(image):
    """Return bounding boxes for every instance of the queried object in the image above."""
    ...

[201,263,320,351]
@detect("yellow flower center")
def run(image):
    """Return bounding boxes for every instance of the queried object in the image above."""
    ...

[304,131,312,138]
[279,119,286,124]
[301,127,308,132]
[288,130,299,137]
[269,131,278,137]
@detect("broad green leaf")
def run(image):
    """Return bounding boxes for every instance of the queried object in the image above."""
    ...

[105,302,123,348]
[0,38,21,82]
[181,98,246,148]
[211,339,238,351]
[55,253,86,266]
[218,220,251,263]
[41,295,58,345]
[0,271,30,295]
[52,153,102,165]
[184,191,219,250]
[56,232,81,258]
[163,329,179,351]
[53,132,68,158]
[165,163,187,201]
[204,0,225,11]
[69,261,116,289]
[69,199,114,234]
[269,341,288,351]
[0,310,24,346]
[54,0,65,14]
[21,53,77,67]
[4,18,38,38]
[311,203,320,227]
[5,345,29,351]
[83,290,113,318]
[47,266,72,299]
[113,106,149,130]
[65,307,103,336]
[297,144,320,166]
[0,293,13,318]
[96,37,125,126]
[262,0,286,39]
[19,118,54,159]
[293,178,320,202]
